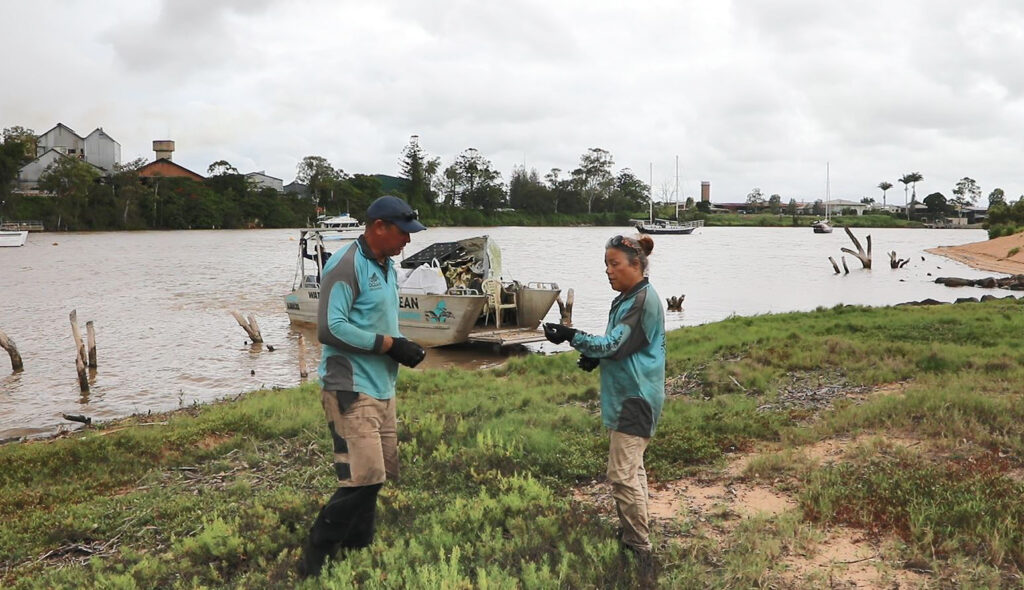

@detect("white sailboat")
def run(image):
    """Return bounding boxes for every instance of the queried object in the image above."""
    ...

[812,163,833,234]
[633,160,704,235]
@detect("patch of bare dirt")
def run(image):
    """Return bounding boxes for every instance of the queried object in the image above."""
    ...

[573,429,939,588]
[777,526,929,589]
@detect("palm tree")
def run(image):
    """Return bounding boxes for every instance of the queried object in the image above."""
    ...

[877,181,892,208]
[899,172,923,219]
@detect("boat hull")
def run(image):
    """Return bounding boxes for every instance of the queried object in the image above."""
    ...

[0,230,28,247]
[396,293,488,348]
[633,219,703,235]
[636,226,696,235]
[517,285,561,328]
[285,289,489,348]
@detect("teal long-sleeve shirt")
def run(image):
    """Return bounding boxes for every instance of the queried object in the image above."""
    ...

[317,236,401,399]
[570,278,666,437]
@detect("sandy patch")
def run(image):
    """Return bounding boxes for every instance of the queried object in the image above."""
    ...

[927,231,1024,275]
[573,430,939,587]
[778,526,929,589]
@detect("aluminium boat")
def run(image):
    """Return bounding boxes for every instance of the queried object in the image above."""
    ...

[283,230,562,348]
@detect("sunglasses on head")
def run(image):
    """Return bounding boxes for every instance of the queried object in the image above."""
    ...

[387,209,419,223]
[607,235,642,254]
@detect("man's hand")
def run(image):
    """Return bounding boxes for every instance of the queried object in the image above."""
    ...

[577,355,599,372]
[387,337,426,368]
[542,322,577,345]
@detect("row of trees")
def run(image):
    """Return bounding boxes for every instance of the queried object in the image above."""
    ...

[9,122,1024,231]
[0,127,369,231]
[398,139,651,216]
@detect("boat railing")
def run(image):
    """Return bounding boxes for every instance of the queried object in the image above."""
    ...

[0,220,45,231]
[446,286,480,296]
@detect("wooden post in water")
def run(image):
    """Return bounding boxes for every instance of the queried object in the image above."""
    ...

[556,288,575,326]
[86,321,97,368]
[0,329,24,372]
[231,311,263,343]
[69,310,87,364]
[75,354,89,392]
[69,310,89,392]
[297,333,308,381]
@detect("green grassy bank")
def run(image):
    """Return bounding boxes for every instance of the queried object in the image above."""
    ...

[4,299,1024,588]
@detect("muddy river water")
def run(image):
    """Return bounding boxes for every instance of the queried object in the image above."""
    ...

[0,226,998,439]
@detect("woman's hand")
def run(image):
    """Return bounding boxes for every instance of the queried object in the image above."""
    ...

[543,322,577,344]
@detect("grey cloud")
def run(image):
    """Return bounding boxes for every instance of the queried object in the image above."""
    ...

[102,0,276,74]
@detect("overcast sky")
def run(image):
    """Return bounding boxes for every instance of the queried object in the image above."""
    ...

[4,0,1024,205]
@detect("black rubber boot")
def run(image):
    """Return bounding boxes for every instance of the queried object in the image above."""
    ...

[300,484,382,577]
[298,537,336,578]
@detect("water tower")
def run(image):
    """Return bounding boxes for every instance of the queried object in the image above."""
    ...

[153,140,175,161]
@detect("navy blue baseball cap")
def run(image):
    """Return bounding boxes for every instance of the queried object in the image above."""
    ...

[366,195,426,233]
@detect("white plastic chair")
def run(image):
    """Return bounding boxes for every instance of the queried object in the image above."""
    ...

[482,278,517,329]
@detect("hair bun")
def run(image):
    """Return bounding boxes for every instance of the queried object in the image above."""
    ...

[636,234,654,256]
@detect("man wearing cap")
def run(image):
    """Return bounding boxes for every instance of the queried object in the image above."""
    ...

[301,195,428,577]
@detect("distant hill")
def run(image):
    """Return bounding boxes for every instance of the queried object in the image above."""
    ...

[374,174,409,195]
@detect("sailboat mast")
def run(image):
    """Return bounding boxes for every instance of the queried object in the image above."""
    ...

[649,162,654,222]
[826,162,830,220]
[674,155,680,219]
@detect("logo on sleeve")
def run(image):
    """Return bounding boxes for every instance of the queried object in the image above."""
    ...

[368,273,383,290]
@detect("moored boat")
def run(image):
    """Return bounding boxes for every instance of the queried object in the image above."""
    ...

[316,213,365,237]
[813,163,834,234]
[283,230,562,348]
[634,218,704,235]
[0,230,28,247]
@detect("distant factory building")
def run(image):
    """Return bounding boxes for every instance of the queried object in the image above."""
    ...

[245,170,284,192]
[16,123,121,190]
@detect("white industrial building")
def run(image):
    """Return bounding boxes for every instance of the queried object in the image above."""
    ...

[17,123,121,189]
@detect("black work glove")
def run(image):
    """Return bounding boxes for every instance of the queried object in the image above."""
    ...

[542,322,578,345]
[387,337,426,368]
[577,355,599,372]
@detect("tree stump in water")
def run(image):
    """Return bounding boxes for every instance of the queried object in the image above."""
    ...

[231,311,264,343]
[86,321,97,368]
[0,329,23,372]
[556,288,575,326]
[666,295,685,311]
[840,227,871,269]
[69,310,89,392]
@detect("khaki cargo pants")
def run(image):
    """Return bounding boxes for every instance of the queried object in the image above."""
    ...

[321,389,398,486]
[607,429,651,551]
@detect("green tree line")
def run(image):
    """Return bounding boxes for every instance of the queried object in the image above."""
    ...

[0,128,656,230]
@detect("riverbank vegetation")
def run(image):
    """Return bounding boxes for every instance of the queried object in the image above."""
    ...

[1,129,934,232]
[985,196,1024,238]
[4,299,1024,588]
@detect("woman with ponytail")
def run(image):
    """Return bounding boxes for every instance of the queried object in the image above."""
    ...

[543,233,665,583]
